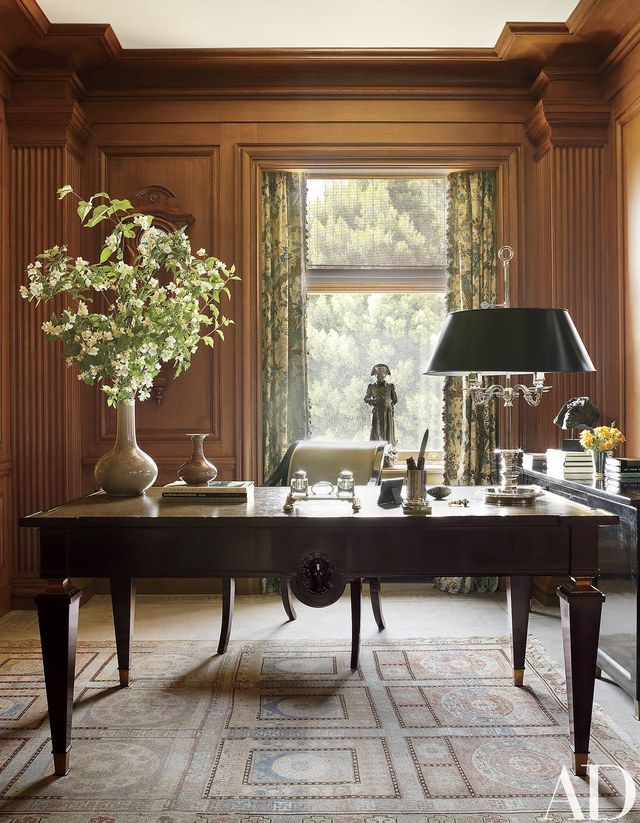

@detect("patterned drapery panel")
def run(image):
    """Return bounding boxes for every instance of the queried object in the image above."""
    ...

[435,170,499,596]
[261,171,310,480]
[261,171,309,594]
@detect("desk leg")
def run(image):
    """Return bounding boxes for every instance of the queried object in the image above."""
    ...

[217,577,235,654]
[350,579,361,670]
[507,576,532,686]
[558,577,605,777]
[110,578,135,687]
[35,579,81,777]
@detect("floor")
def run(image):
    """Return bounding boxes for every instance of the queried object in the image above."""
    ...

[1,583,638,745]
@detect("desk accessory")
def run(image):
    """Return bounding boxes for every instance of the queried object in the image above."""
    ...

[283,469,362,513]
[178,433,217,485]
[162,480,253,500]
[427,485,451,500]
[425,246,595,505]
[403,467,431,515]
[377,477,404,507]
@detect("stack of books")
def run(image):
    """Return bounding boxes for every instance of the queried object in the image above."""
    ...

[522,452,547,471]
[546,448,594,481]
[162,480,254,500]
[604,457,640,493]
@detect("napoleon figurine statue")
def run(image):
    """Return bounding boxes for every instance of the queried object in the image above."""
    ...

[364,364,397,447]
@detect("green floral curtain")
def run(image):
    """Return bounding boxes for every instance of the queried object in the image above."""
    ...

[261,171,309,595]
[261,171,310,481]
[434,170,499,596]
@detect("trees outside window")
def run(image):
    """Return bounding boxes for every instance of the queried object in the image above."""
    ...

[305,177,447,450]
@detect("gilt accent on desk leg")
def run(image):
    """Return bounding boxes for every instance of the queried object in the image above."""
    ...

[110,578,135,687]
[558,576,605,777]
[507,576,532,686]
[35,578,81,776]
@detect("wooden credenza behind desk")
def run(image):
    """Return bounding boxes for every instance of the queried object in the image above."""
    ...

[522,467,639,719]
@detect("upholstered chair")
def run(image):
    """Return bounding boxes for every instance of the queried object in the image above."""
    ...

[217,439,388,666]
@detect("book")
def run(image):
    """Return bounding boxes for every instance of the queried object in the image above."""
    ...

[162,480,254,499]
[546,449,592,464]
[522,453,546,471]
[605,470,640,480]
[605,463,640,474]
[606,457,640,468]
[605,481,640,492]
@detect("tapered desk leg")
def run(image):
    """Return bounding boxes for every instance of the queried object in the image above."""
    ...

[507,576,532,686]
[35,579,81,777]
[350,578,362,670]
[217,577,235,654]
[368,577,385,631]
[110,578,135,687]
[280,579,297,621]
[558,577,605,777]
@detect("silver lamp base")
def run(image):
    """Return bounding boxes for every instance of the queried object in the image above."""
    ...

[484,448,540,506]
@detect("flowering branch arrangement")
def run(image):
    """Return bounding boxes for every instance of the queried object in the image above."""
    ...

[20,185,237,405]
[580,424,626,453]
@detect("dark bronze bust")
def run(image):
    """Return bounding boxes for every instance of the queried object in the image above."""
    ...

[554,396,601,432]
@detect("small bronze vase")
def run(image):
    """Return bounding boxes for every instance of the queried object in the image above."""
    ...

[178,433,217,485]
[591,449,609,480]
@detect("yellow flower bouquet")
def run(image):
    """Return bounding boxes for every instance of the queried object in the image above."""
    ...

[579,424,626,453]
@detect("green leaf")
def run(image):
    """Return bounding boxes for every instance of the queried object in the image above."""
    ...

[215,328,225,341]
[111,199,133,212]
[84,204,111,227]
[203,335,214,347]
[77,200,91,220]
[100,246,115,263]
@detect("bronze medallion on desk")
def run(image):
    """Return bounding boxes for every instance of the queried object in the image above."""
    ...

[291,551,346,607]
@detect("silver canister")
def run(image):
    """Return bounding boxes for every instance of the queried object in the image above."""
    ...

[403,468,431,515]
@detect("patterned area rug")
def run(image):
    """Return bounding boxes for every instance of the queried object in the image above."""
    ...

[0,636,639,822]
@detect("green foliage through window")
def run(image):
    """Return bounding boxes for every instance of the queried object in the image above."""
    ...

[306,293,445,449]
[306,177,446,268]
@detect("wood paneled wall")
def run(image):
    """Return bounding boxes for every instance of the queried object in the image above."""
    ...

[608,36,640,454]
[8,111,86,604]
[0,68,11,613]
[0,0,639,605]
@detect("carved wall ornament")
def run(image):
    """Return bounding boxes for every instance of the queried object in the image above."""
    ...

[127,186,196,405]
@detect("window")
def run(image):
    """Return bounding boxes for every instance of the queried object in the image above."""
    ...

[305,176,447,451]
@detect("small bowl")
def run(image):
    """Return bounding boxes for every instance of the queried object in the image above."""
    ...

[427,485,452,500]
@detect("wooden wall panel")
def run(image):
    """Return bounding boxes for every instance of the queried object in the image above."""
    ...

[80,148,238,491]
[0,80,11,614]
[610,37,640,455]
[620,112,640,452]
[521,145,616,452]
[9,141,83,605]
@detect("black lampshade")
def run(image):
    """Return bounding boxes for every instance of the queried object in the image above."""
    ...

[424,307,595,376]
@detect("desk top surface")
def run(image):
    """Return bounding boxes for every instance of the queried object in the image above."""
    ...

[21,486,618,528]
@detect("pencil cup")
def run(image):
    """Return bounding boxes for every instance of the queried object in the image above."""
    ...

[403,469,431,515]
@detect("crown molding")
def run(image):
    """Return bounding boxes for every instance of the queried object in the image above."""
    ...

[0,0,639,98]
[6,97,91,155]
[526,98,610,159]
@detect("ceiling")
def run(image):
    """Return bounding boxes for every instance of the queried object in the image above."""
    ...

[36,0,580,50]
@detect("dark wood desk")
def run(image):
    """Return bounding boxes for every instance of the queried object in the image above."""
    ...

[21,485,616,778]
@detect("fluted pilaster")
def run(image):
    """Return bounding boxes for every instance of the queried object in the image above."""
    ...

[9,102,88,603]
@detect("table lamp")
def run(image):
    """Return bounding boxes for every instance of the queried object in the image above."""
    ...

[424,247,595,504]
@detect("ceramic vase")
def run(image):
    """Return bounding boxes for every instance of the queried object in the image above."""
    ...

[95,401,158,496]
[591,449,610,479]
[178,433,217,485]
